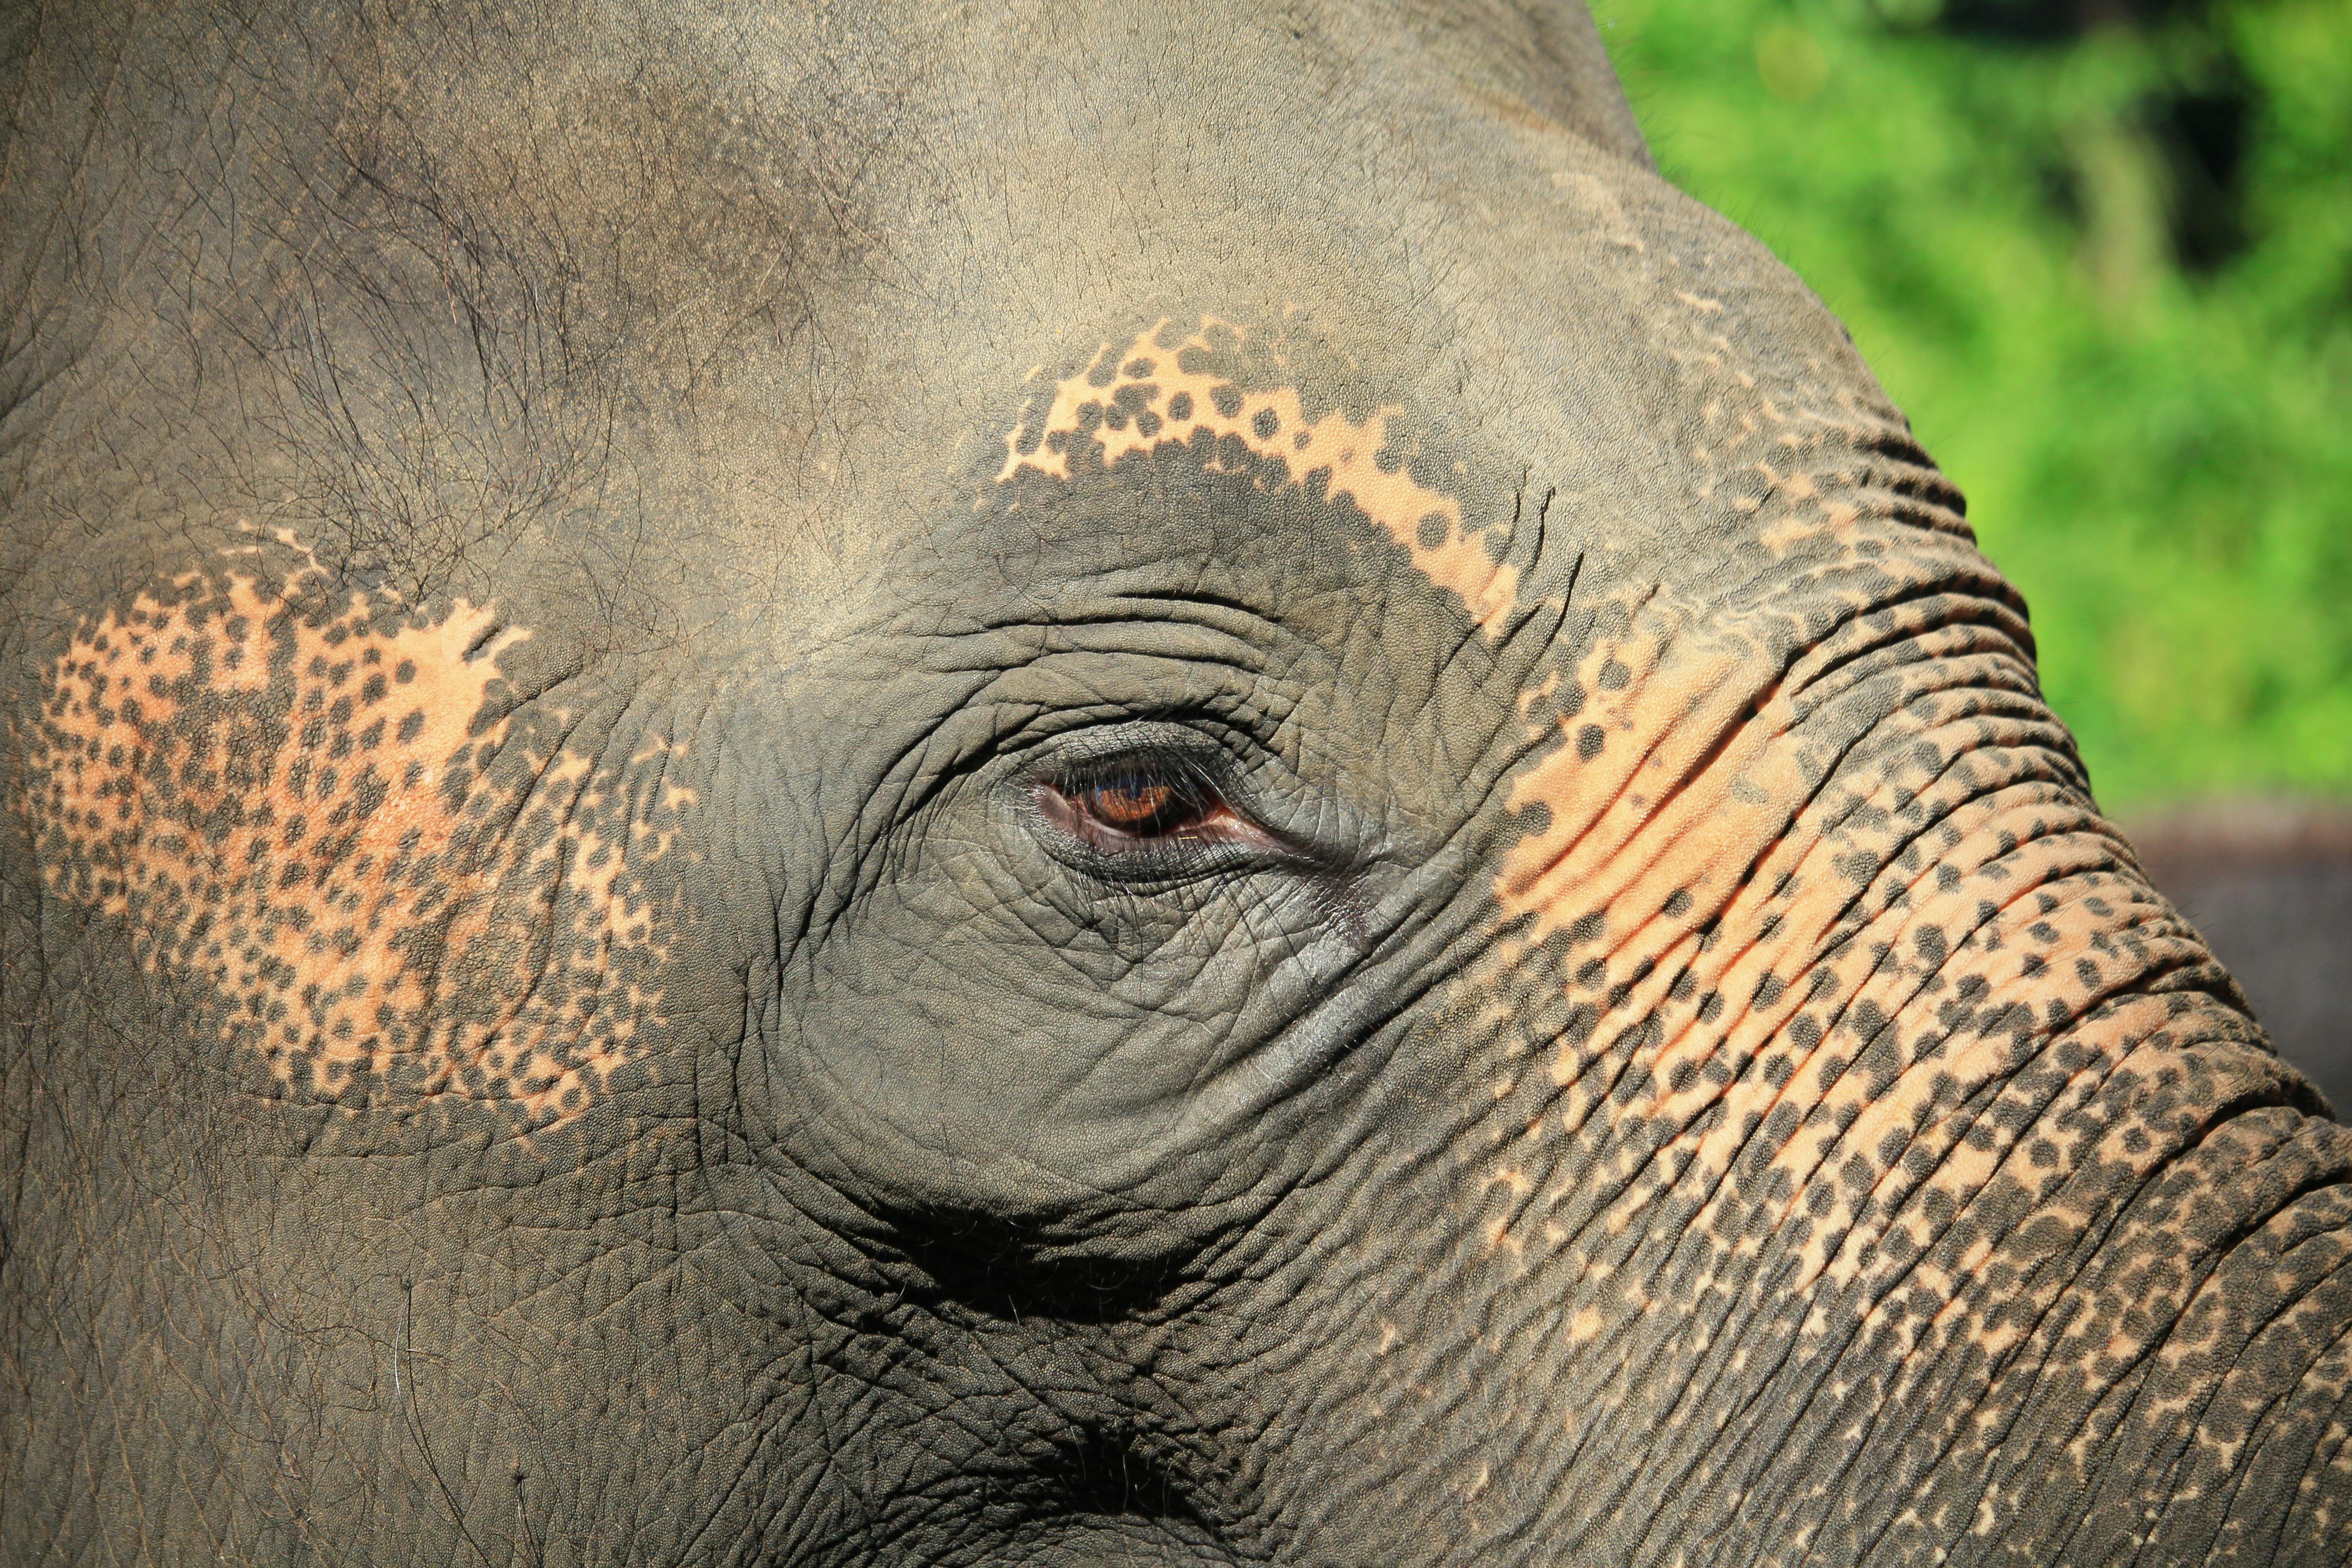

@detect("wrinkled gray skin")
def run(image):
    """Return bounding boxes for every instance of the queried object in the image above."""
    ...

[3,3,2349,1564]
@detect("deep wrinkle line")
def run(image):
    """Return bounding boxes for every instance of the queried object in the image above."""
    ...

[1587,927,2123,1539]
[1491,584,1700,913]
[1730,761,2100,1088]
[2132,1242,2352,1560]
[1831,1058,2309,1568]
[2010,1168,2352,1566]
[1146,843,1493,1161]
[1778,1050,2164,1565]
[1749,983,2302,1557]
[1542,702,1928,1180]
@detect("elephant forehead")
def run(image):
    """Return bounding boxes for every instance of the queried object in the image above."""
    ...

[15,560,691,1130]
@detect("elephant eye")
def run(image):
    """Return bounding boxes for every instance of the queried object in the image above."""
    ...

[1082,777,1184,831]
[1036,760,1260,856]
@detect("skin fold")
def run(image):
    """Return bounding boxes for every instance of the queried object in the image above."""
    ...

[0,1,2345,1562]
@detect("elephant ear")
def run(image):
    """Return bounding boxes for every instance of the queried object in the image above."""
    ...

[1396,0,1655,168]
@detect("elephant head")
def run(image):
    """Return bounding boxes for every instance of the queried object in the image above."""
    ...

[3,0,2346,1563]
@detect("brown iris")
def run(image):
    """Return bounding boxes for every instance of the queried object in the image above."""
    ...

[1084,779,1177,831]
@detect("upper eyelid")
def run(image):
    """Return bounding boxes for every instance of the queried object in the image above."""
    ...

[1057,763,1220,799]
[1042,734,1238,790]
[1048,765,1226,824]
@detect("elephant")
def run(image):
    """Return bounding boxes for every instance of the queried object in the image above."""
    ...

[2,0,2347,1562]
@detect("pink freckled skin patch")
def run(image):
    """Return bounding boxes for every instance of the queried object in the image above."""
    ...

[15,569,683,1129]
[1001,318,1519,633]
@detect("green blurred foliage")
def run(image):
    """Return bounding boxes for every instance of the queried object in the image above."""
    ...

[1592,0,2352,807]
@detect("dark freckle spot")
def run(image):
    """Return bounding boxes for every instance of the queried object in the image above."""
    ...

[1252,407,1280,441]
[1698,991,1723,1023]
[357,719,384,750]
[2028,921,2058,944]
[1936,863,1961,892]
[1210,386,1243,419]
[1668,1060,1699,1094]
[397,711,425,744]
[1663,889,1692,918]
[328,696,353,727]
[1166,391,1193,421]
[1123,358,1154,378]
[1135,411,1162,438]
[1294,430,1312,449]
[1915,926,1947,966]
[1373,446,1403,474]
[360,672,387,705]
[1567,911,1605,946]
[2028,1139,2058,1168]
[2075,957,2101,988]
[1577,725,1606,761]
[1416,514,1449,550]
[1597,660,1631,691]
[1102,407,1128,431]
[1753,973,1785,1008]
[1087,357,1118,389]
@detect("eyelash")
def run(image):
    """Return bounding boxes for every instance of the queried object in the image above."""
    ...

[1034,755,1262,859]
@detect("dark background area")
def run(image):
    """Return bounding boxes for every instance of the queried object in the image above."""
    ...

[2129,803,2352,1108]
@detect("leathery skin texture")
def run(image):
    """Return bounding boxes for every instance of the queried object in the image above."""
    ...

[1,2,2347,1564]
